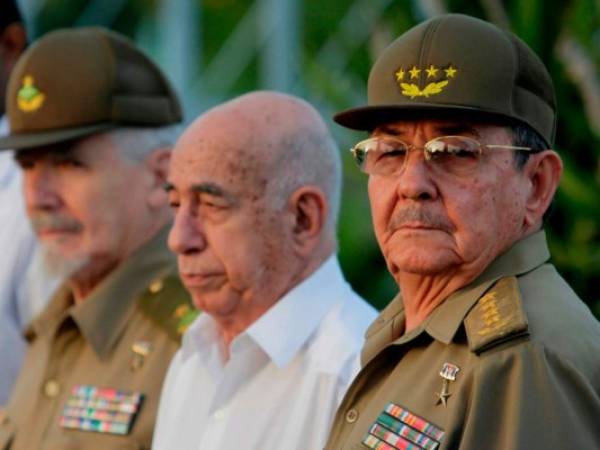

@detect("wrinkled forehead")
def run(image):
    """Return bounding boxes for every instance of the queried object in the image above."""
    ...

[169,132,271,194]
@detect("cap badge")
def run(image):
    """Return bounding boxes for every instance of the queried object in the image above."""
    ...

[395,64,457,99]
[17,75,46,112]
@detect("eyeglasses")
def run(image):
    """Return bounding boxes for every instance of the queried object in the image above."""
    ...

[350,135,532,177]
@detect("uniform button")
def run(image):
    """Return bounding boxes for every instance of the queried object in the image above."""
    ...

[214,409,226,421]
[44,379,60,397]
[149,280,163,293]
[345,408,359,423]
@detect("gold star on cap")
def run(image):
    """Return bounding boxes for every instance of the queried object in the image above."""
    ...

[409,66,421,79]
[426,65,438,78]
[395,68,405,81]
[444,65,458,78]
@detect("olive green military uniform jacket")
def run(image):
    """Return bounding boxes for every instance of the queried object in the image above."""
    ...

[0,226,195,450]
[325,231,600,450]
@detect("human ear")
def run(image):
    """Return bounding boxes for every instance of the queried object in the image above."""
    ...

[288,186,327,256]
[145,147,171,210]
[523,150,563,227]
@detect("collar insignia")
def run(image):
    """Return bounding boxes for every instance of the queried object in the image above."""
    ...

[17,75,46,112]
[395,64,458,99]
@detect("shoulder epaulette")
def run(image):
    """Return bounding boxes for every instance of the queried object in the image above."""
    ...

[138,274,199,343]
[464,276,529,355]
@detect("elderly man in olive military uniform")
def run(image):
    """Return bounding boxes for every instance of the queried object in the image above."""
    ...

[325,14,600,450]
[0,28,195,449]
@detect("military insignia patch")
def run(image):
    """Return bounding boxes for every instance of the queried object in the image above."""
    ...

[362,402,444,449]
[394,64,457,99]
[173,304,200,335]
[17,75,45,112]
[59,385,144,435]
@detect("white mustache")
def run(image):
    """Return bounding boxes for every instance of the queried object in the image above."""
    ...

[30,214,83,233]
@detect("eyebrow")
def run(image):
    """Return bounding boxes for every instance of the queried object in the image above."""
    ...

[163,181,229,198]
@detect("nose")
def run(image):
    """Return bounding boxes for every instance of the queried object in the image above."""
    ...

[168,206,207,255]
[22,164,62,212]
[396,145,439,201]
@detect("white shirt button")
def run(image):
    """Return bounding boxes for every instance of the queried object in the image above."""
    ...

[214,409,226,421]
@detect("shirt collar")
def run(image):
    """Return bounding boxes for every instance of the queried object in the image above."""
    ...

[183,255,346,368]
[425,230,550,344]
[28,225,176,358]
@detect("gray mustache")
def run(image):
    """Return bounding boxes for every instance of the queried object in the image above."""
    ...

[30,214,82,233]
[388,208,453,232]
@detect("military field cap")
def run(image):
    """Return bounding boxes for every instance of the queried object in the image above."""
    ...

[335,14,556,146]
[0,26,182,151]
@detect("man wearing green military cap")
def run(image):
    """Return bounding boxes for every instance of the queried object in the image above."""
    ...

[325,14,600,450]
[0,27,195,449]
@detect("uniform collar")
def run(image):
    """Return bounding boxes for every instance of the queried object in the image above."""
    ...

[27,225,176,358]
[425,230,549,344]
[362,231,550,364]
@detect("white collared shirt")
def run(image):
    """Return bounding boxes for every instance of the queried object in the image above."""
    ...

[153,256,377,450]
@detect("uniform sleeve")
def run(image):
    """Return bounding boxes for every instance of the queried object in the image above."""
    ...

[457,343,600,450]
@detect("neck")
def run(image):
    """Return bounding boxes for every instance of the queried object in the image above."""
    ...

[397,270,476,332]
[215,251,331,359]
[69,259,118,304]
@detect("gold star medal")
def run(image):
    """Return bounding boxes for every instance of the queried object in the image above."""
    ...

[436,362,460,407]
[17,75,46,112]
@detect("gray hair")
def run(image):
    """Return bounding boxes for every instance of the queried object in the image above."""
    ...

[267,126,342,235]
[109,125,182,162]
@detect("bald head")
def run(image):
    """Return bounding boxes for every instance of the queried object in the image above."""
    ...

[176,91,342,235]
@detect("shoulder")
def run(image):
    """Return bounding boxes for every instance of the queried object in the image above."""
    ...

[464,269,600,381]
[136,273,198,344]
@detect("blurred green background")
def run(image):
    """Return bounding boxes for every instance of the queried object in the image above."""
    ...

[21,0,600,317]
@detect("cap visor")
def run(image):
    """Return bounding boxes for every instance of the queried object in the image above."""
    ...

[334,103,510,131]
[0,122,116,151]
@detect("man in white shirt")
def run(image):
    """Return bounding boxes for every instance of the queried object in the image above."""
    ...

[154,91,377,450]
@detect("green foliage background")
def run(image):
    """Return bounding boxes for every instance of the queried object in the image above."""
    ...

[30,0,600,317]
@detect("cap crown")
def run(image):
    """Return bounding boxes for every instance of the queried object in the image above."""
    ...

[335,14,556,146]
[1,27,182,150]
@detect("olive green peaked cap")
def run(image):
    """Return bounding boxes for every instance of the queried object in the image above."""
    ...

[0,27,182,150]
[335,14,556,146]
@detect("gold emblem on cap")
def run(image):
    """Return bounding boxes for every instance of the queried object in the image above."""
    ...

[17,75,45,112]
[395,64,458,99]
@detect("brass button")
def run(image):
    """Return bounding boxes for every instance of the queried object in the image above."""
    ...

[44,379,60,397]
[345,408,358,423]
[149,280,163,294]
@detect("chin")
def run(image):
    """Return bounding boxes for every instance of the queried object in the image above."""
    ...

[387,249,460,276]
